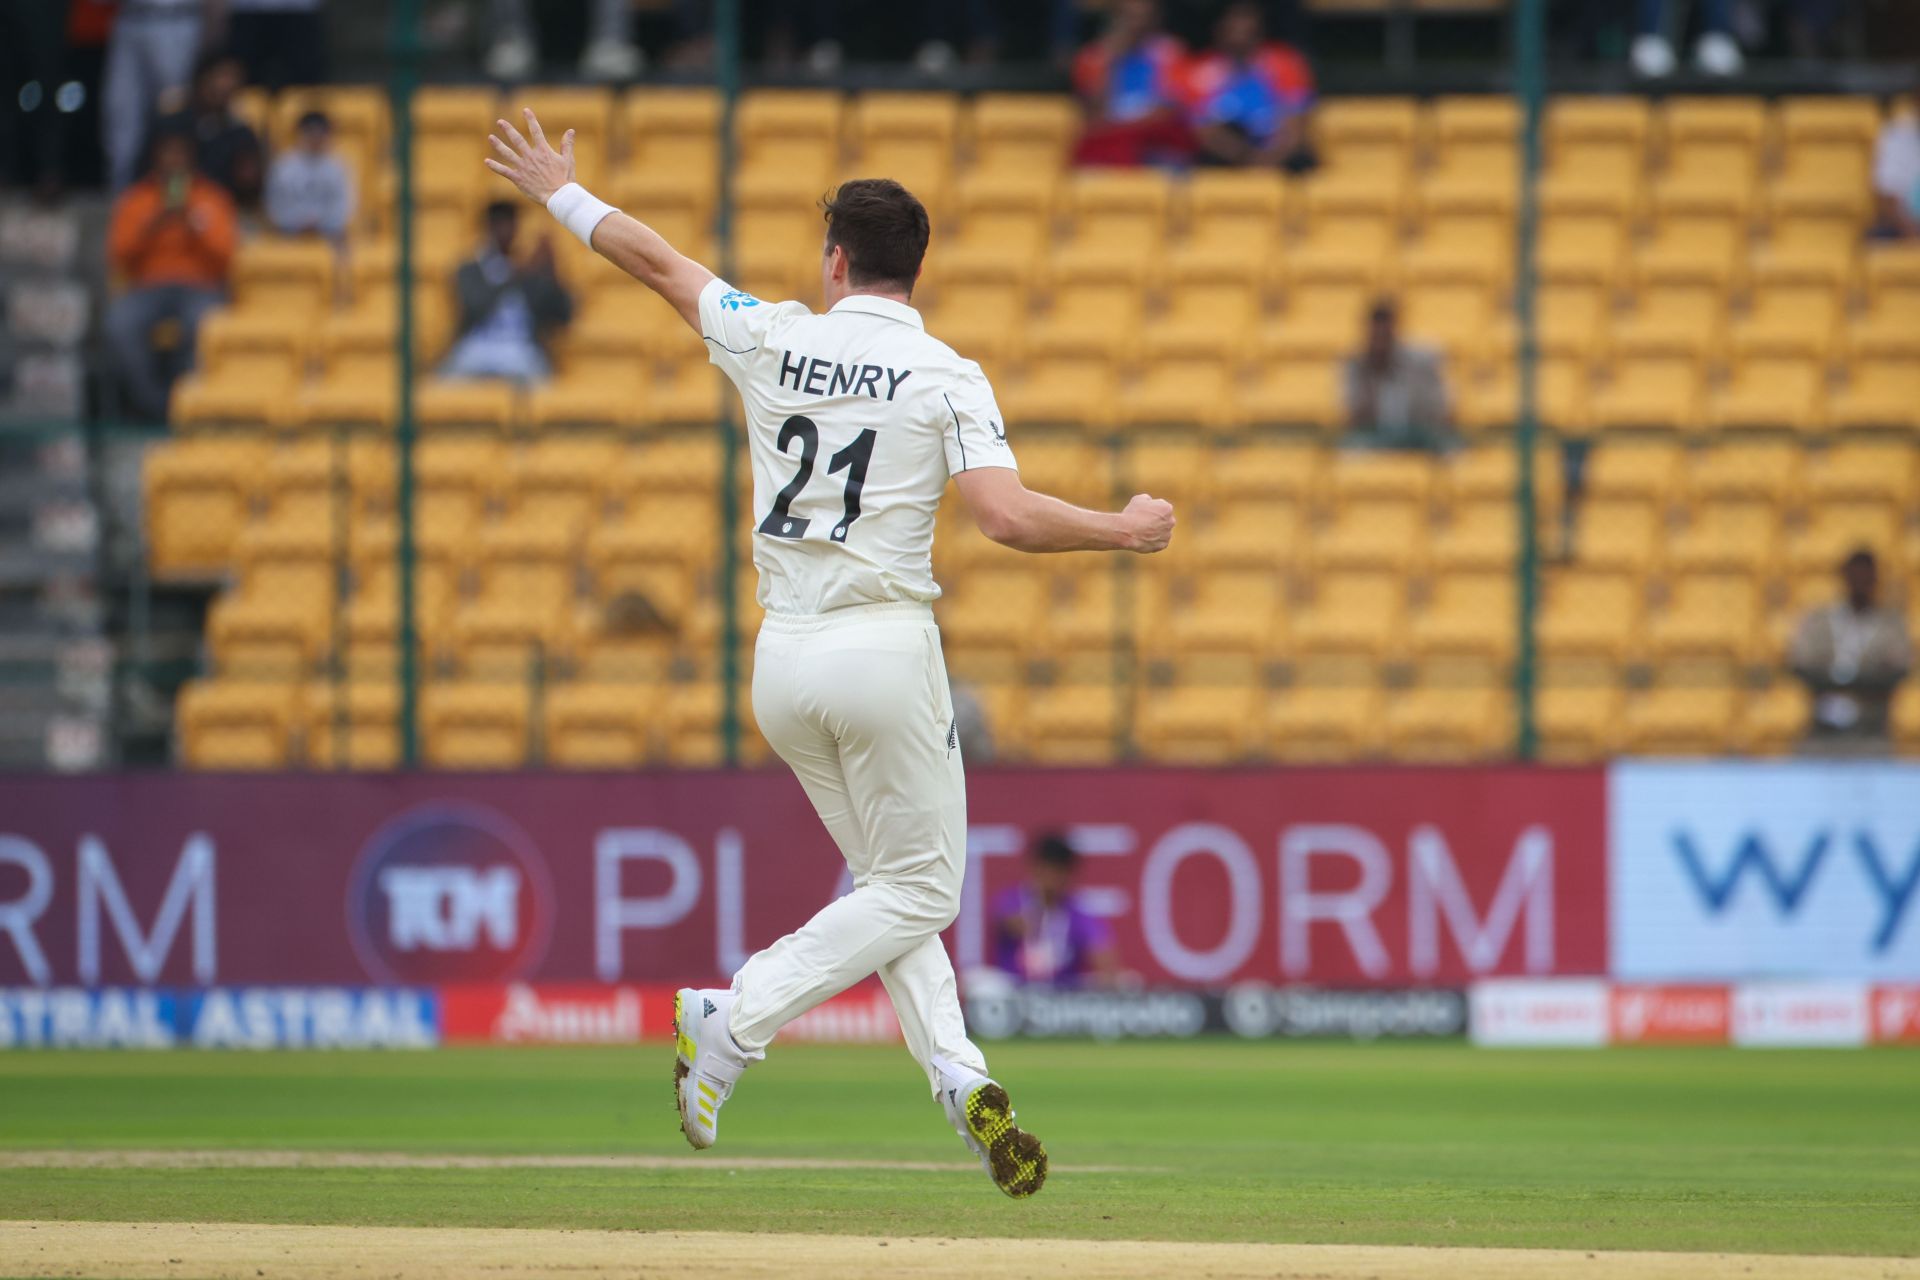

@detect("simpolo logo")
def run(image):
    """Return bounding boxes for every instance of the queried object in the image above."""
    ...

[345,803,554,983]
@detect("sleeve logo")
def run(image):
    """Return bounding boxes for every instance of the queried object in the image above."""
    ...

[719,290,762,311]
[988,420,1007,445]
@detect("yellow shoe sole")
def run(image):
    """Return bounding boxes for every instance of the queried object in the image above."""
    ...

[672,991,697,1148]
[963,1082,1047,1199]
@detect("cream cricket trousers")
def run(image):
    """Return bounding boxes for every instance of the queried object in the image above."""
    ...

[731,601,990,1094]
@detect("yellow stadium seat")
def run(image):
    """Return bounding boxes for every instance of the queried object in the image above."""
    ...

[1732,286,1840,364]
[969,94,1079,172]
[1634,223,1743,295]
[1548,97,1653,158]
[1647,573,1761,663]
[1709,359,1826,435]
[1536,218,1627,291]
[1650,167,1755,240]
[1384,681,1508,762]
[1158,570,1284,658]
[1744,681,1812,756]
[1663,96,1766,160]
[1124,436,1213,503]
[1416,171,1515,249]
[1668,501,1780,576]
[144,437,269,577]
[1024,684,1122,764]
[177,680,296,769]
[1750,239,1856,297]
[1846,296,1920,365]
[1037,569,1122,658]
[170,357,301,429]
[544,681,658,767]
[422,682,531,769]
[1864,243,1920,308]
[1572,497,1663,573]
[1326,450,1435,507]
[1538,569,1644,661]
[1212,441,1324,503]
[952,167,1057,253]
[1400,285,1496,372]
[737,89,843,170]
[853,91,959,157]
[1769,174,1872,246]
[1778,96,1879,153]
[1275,224,1396,297]
[1291,572,1406,658]
[207,590,326,680]
[1189,499,1307,570]
[511,435,621,528]
[1429,501,1518,573]
[939,569,1049,658]
[1067,169,1173,249]
[1895,683,1920,754]
[1623,682,1739,756]
[1539,170,1639,228]
[1430,95,1518,157]
[413,378,521,431]
[1135,685,1261,764]
[1456,356,1590,436]
[301,681,401,769]
[1185,170,1285,246]
[1828,362,1920,432]
[1267,678,1384,762]
[451,594,572,679]
[1411,573,1515,661]
[1236,359,1343,432]
[1537,682,1623,761]
[1585,440,1682,503]
[1121,356,1240,431]
[1686,441,1802,507]
[1315,98,1419,172]
[624,86,720,145]
[1300,169,1408,240]
[1590,356,1704,433]
[1804,442,1917,509]
[233,237,336,314]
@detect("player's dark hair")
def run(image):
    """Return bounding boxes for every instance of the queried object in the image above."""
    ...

[821,178,930,296]
[1842,547,1877,573]
[484,198,519,224]
[1032,834,1079,869]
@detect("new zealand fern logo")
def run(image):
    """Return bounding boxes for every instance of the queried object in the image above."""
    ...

[719,290,761,311]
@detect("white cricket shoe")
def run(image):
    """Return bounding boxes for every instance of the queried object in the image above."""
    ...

[579,37,643,81]
[673,987,756,1150]
[1630,33,1676,77]
[1694,31,1744,76]
[932,1056,1048,1199]
[485,34,536,82]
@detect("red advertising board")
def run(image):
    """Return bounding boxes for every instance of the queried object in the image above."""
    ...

[0,767,1607,990]
[1609,984,1731,1045]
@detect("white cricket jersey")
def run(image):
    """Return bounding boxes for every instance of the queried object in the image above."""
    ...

[697,277,1017,616]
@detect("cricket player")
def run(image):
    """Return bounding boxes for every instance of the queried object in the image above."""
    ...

[485,108,1175,1199]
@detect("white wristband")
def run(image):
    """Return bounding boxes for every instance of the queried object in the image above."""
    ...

[546,182,616,247]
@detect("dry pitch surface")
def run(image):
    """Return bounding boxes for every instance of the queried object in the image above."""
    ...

[8,1221,1920,1280]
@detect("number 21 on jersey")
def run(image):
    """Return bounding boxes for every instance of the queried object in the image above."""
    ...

[758,414,877,545]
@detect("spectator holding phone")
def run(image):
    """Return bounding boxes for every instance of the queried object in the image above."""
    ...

[104,126,237,421]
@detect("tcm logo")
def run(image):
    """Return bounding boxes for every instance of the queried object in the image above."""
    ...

[346,805,552,983]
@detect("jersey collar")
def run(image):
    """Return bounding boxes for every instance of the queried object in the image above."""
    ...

[828,293,925,330]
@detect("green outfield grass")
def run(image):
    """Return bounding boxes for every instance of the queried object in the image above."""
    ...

[1,1042,1916,1256]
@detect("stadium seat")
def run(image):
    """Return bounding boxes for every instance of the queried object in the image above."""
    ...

[1622,682,1739,756]
[1067,169,1173,250]
[301,681,401,768]
[1537,682,1623,761]
[1135,685,1261,763]
[1828,363,1920,432]
[1189,500,1307,571]
[1211,441,1324,503]
[1290,572,1406,658]
[1184,170,1286,246]
[1429,501,1519,573]
[1709,358,1826,436]
[1410,573,1515,661]
[1157,570,1284,659]
[1804,442,1917,510]
[1646,573,1761,664]
[1384,680,1508,761]
[177,680,297,769]
[1315,98,1419,174]
[1266,675,1385,762]
[144,437,270,577]
[543,681,657,766]
[421,682,532,769]
[1686,441,1802,508]
[1668,501,1779,577]
[1024,684,1123,764]
[1744,681,1812,756]
[969,94,1079,172]
[1589,357,1704,434]
[1538,569,1645,661]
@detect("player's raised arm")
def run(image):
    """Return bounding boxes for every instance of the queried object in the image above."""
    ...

[485,108,713,331]
[954,467,1174,554]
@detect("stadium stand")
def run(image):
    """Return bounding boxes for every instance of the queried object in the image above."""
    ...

[148,87,1919,768]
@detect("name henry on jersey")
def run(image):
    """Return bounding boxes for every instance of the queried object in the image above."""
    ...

[778,350,914,401]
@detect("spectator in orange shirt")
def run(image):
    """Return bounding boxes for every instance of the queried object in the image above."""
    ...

[105,127,237,422]
[1071,0,1194,168]
[1186,2,1319,174]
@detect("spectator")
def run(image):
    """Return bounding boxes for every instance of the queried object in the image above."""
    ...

[265,110,354,252]
[487,0,642,81]
[104,126,237,421]
[150,49,265,212]
[1185,1,1317,174]
[1789,549,1912,756]
[1631,0,1743,77]
[1871,88,1920,241]
[1071,0,1193,168]
[440,201,572,386]
[223,0,327,89]
[989,835,1120,989]
[101,0,207,191]
[1343,298,1455,452]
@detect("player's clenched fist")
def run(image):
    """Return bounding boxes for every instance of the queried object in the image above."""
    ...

[485,108,576,206]
[1121,494,1175,553]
